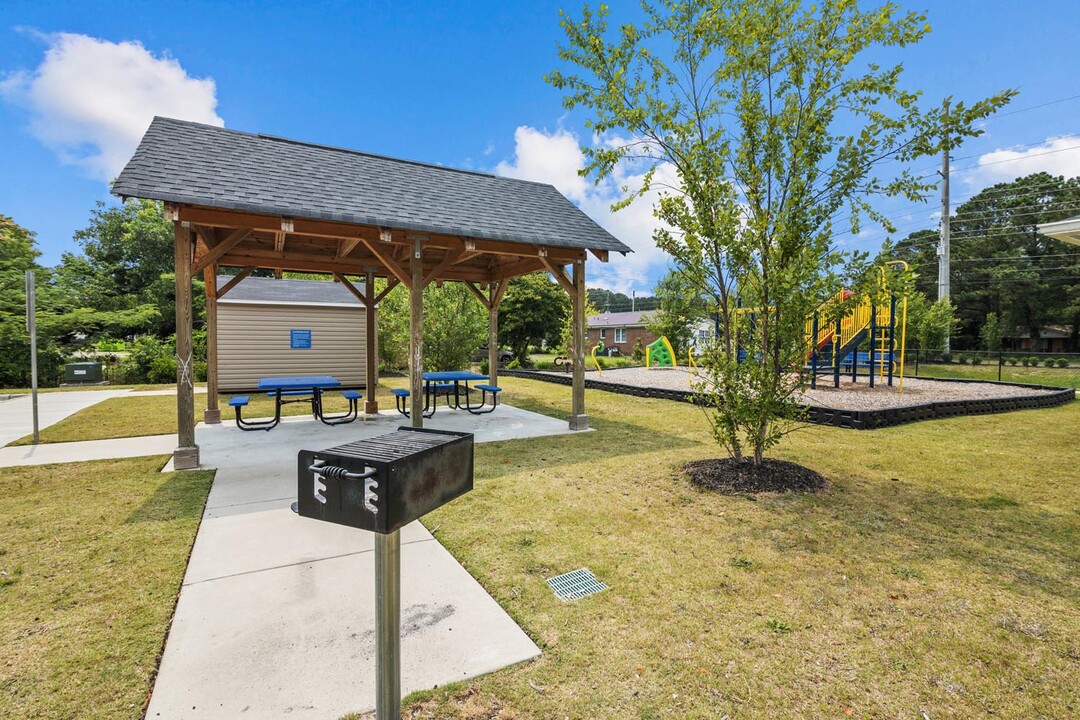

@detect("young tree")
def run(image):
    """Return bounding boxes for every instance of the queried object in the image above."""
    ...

[376,281,487,371]
[916,298,957,353]
[549,0,1012,464]
[499,272,571,365]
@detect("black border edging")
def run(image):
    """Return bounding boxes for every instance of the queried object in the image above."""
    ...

[499,369,1075,430]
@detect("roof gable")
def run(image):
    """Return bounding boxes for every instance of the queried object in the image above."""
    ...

[113,117,632,255]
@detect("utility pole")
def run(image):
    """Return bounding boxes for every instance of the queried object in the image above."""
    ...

[937,99,951,353]
[631,290,636,313]
[25,270,40,444]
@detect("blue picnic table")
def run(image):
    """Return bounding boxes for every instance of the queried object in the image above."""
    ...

[230,375,343,431]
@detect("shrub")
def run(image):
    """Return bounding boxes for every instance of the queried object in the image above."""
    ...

[939,352,951,364]
[972,354,982,365]
[1008,356,1019,366]
[1021,357,1031,367]
[957,354,968,365]
[506,358,521,370]
[1043,358,1056,368]
[1056,358,1069,368]
[479,358,490,375]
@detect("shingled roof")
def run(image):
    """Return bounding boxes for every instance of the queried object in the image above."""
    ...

[216,275,364,307]
[112,117,632,255]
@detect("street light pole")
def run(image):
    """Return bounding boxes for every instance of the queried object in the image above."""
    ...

[25,270,40,444]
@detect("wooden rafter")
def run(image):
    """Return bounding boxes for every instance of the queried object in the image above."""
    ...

[337,238,362,258]
[216,266,255,298]
[590,249,609,263]
[495,257,545,282]
[192,227,251,275]
[422,248,463,288]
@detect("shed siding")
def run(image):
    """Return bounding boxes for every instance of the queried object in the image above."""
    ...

[217,302,368,391]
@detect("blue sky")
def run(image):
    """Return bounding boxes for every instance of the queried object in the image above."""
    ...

[2,0,1078,294]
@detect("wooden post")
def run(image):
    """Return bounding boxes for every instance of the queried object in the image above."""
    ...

[409,237,424,427]
[365,270,379,414]
[488,282,500,387]
[570,258,588,430]
[174,223,200,468]
[202,265,221,423]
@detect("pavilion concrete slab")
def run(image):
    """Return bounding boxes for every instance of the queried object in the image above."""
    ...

[0,389,129,447]
[147,404,561,718]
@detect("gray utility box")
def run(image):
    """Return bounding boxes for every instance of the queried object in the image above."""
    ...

[64,362,103,384]
[296,427,473,534]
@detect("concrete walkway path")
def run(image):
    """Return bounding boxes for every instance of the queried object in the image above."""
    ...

[0,433,176,467]
[0,389,129,447]
[148,405,567,719]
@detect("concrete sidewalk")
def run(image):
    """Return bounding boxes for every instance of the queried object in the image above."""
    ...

[148,405,566,719]
[0,389,129,447]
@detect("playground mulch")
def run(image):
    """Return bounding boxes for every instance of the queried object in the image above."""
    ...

[684,457,828,494]
[551,367,1057,411]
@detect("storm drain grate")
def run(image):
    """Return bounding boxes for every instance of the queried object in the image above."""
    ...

[546,568,608,601]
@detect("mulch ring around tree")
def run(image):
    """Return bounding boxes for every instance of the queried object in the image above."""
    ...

[685,458,828,494]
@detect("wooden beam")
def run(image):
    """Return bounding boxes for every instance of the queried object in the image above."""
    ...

[422,248,463,288]
[274,230,286,253]
[570,258,588,430]
[451,250,481,266]
[361,238,412,290]
[338,238,363,258]
[364,270,379,414]
[173,223,199,468]
[590,249,610,263]
[373,277,400,305]
[333,272,371,306]
[464,281,491,309]
[540,256,575,296]
[192,227,251,275]
[217,267,255,298]
[493,257,545,282]
[409,236,424,426]
[175,205,588,261]
[202,264,221,424]
[492,278,510,309]
[488,281,501,387]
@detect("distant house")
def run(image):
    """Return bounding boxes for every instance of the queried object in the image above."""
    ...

[586,310,657,355]
[216,275,372,391]
[1004,325,1075,353]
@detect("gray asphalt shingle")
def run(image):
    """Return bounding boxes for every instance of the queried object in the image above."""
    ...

[216,275,363,306]
[112,117,632,255]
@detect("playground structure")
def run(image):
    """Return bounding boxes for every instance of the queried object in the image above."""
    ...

[645,336,677,368]
[738,263,909,391]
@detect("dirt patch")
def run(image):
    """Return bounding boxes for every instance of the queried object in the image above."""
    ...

[685,458,828,494]
[403,687,517,720]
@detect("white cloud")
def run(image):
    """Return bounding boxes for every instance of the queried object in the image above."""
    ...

[1,33,223,181]
[961,135,1080,186]
[494,125,675,294]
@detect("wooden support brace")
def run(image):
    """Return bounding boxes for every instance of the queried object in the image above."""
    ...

[333,272,371,306]
[361,238,412,290]
[464,281,491,309]
[192,227,251,275]
[217,267,255,298]
[422,248,463,288]
[373,277,400,305]
[337,238,363,258]
[540,256,575,296]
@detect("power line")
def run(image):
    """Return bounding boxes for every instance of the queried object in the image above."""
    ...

[980,93,1080,121]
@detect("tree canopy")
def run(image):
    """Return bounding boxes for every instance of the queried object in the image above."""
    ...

[549,0,1013,463]
[499,272,571,363]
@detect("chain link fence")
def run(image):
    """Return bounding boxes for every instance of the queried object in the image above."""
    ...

[909,349,1079,388]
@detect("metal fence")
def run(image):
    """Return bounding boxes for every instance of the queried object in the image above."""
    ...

[908,349,1080,389]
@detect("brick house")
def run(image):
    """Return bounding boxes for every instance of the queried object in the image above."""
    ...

[586,310,658,355]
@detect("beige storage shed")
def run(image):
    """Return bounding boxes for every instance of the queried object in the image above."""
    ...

[216,275,371,392]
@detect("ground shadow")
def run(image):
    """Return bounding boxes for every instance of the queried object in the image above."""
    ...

[125,469,214,524]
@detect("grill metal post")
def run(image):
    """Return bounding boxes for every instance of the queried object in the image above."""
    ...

[375,529,401,720]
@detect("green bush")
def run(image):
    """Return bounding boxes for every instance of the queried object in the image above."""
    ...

[479,358,490,375]
[1043,358,1056,368]
[1021,357,1031,367]
[0,322,65,388]
[939,352,951,364]
[506,358,520,370]
[1007,356,1019,366]
[957,354,968,365]
[1056,358,1069,368]
[972,354,982,365]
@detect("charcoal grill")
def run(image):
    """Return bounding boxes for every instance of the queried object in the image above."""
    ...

[294,426,474,720]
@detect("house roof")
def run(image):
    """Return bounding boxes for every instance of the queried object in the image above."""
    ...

[113,117,632,255]
[217,274,364,307]
[588,310,657,328]
[1038,216,1080,246]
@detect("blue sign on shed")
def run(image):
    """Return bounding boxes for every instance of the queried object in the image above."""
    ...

[290,329,312,349]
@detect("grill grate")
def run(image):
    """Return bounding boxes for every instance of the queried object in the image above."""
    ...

[546,568,608,601]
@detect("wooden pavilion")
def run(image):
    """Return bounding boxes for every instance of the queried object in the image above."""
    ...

[112,118,631,469]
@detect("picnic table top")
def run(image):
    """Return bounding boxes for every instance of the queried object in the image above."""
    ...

[422,371,488,382]
[257,375,342,390]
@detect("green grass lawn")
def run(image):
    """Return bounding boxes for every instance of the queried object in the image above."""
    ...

[8,383,409,445]
[912,361,1080,388]
[401,380,1078,719]
[0,456,214,720]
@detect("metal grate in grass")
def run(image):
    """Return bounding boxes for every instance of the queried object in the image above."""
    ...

[546,567,608,601]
